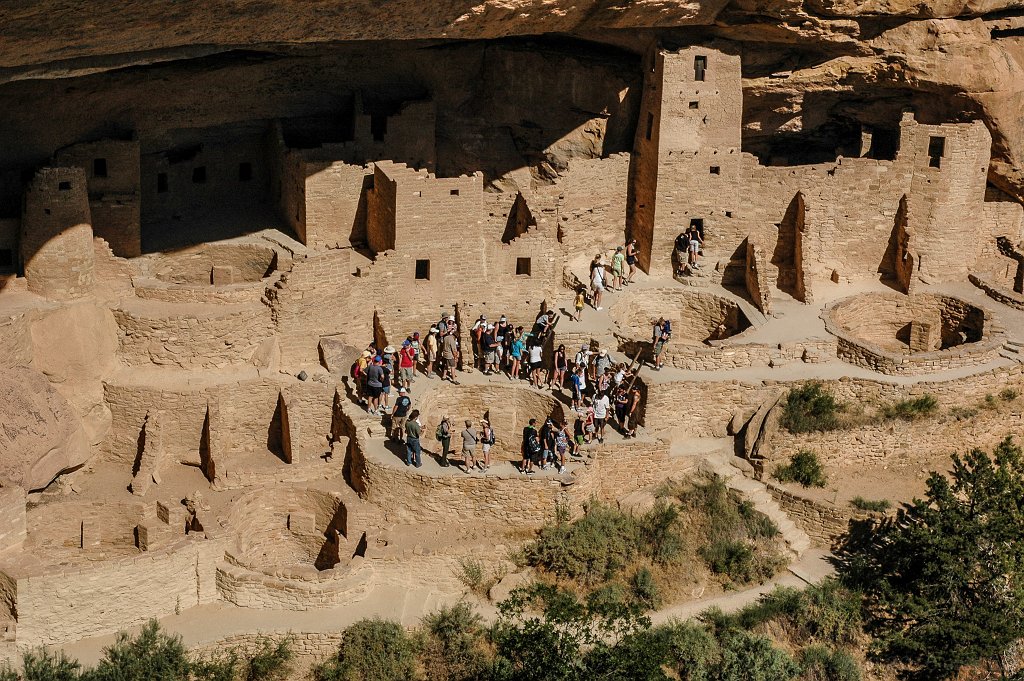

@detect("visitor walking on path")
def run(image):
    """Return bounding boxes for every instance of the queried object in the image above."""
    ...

[591,255,605,310]
[521,418,541,475]
[626,385,641,438]
[391,387,412,442]
[441,331,460,384]
[509,328,525,381]
[437,415,453,467]
[574,287,586,322]
[364,357,385,415]
[460,420,478,473]
[550,344,567,391]
[480,420,495,471]
[405,410,423,467]
[528,341,545,388]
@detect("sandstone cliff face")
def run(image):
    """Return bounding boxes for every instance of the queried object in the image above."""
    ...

[2,0,1024,199]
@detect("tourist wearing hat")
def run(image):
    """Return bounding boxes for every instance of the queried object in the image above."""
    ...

[495,315,510,371]
[399,340,416,390]
[596,348,612,376]
[483,323,498,375]
[354,349,372,406]
[380,346,397,413]
[471,315,487,370]
[391,387,412,442]
[437,415,453,467]
[612,245,626,290]
[424,328,438,378]
[480,419,495,471]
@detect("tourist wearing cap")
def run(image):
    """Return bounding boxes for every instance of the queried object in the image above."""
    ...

[399,340,416,390]
[437,415,453,467]
[391,387,412,442]
[471,315,487,370]
[495,315,510,371]
[483,323,499,375]
[380,346,396,413]
[596,347,612,376]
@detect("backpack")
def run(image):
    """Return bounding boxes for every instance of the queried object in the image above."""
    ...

[350,361,361,379]
[435,424,445,441]
[527,434,542,456]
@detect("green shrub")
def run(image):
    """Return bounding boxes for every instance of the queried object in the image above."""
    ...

[244,637,293,681]
[849,497,890,513]
[983,393,998,409]
[0,668,16,681]
[524,502,641,584]
[738,500,779,540]
[587,582,630,611]
[631,567,662,609]
[949,405,979,421]
[455,556,485,594]
[773,450,827,488]
[718,630,799,681]
[21,650,81,681]
[661,622,720,680]
[799,645,861,681]
[878,394,938,421]
[87,620,190,681]
[419,603,490,681]
[189,650,239,681]
[638,501,684,564]
[781,383,842,434]
[312,618,417,681]
[701,540,756,581]
[1001,388,1019,402]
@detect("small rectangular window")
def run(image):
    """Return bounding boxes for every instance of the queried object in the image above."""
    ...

[192,166,207,184]
[694,56,707,82]
[689,101,699,110]
[93,158,108,178]
[370,113,387,142]
[58,181,71,191]
[238,162,252,181]
[645,112,654,141]
[415,259,430,280]
[927,136,945,169]
[710,166,720,175]
[157,173,168,193]
[0,249,12,268]
[413,191,422,197]
[516,257,532,276]
[725,211,733,218]
[450,189,460,196]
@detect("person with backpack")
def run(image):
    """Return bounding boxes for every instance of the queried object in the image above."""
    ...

[495,315,510,372]
[675,230,691,276]
[653,318,672,370]
[391,388,412,442]
[405,410,423,467]
[436,415,452,467]
[521,418,540,475]
[480,420,495,471]
[364,356,385,415]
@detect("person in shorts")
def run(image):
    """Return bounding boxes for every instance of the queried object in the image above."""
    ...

[399,340,416,389]
[625,239,638,284]
[521,418,540,475]
[592,391,611,443]
[574,287,586,322]
[364,357,385,415]
[460,420,478,473]
[652,317,671,370]
[391,387,412,441]
[480,419,495,471]
[591,256,605,311]
[528,341,544,387]
[611,245,625,290]
[687,224,703,269]
[424,327,439,377]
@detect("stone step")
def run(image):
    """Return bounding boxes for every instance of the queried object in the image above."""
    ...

[999,349,1024,363]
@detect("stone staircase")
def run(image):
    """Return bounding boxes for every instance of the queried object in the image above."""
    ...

[684,436,812,557]
[1000,338,1024,363]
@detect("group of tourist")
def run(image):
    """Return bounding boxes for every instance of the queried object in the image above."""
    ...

[575,239,641,319]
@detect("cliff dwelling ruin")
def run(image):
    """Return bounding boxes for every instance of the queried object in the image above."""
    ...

[3,4,1024,674]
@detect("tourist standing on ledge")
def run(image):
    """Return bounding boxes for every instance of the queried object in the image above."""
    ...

[611,245,626,291]
[574,286,586,322]
[399,340,416,390]
[528,341,544,388]
[521,418,540,475]
[550,344,567,391]
[471,315,486,370]
[405,410,423,467]
[391,387,411,442]
[593,391,611,444]
[424,327,438,378]
[687,223,704,270]
[625,239,638,285]
[441,330,460,384]
[461,420,478,473]
[652,318,672,370]
[437,415,453,467]
[590,254,605,310]
[480,420,495,471]
[509,328,525,381]
[365,356,385,415]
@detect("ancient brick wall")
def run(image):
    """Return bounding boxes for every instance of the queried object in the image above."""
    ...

[11,538,225,647]
[20,167,95,298]
[54,139,142,257]
[301,160,368,248]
